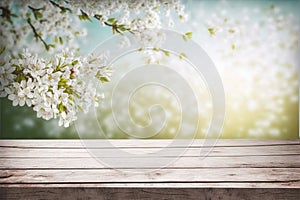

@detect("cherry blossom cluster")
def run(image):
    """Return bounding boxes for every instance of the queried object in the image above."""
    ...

[0,49,112,127]
[66,0,187,47]
[1,0,187,54]
[0,0,86,55]
[0,0,187,127]
[67,0,187,29]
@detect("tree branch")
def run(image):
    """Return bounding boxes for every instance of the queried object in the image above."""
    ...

[0,6,17,24]
[26,18,49,50]
[49,0,72,13]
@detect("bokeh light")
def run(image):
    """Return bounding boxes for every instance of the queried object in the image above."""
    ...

[0,0,299,139]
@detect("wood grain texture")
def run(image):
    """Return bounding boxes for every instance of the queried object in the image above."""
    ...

[0,139,299,147]
[0,188,299,200]
[1,168,300,184]
[0,140,299,199]
[1,155,300,169]
[1,145,299,157]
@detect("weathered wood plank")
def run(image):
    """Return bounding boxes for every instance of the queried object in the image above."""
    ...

[1,168,300,185]
[0,139,299,148]
[0,187,299,200]
[0,182,299,188]
[1,145,299,157]
[0,139,299,199]
[1,155,299,169]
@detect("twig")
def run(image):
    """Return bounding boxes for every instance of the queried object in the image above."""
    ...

[26,18,49,50]
[0,6,16,23]
[49,0,72,13]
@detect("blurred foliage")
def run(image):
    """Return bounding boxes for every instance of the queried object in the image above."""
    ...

[0,98,79,139]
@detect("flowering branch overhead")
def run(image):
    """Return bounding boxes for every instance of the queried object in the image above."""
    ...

[0,0,188,127]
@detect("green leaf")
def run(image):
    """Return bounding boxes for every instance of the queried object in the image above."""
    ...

[97,76,110,83]
[46,44,56,51]
[228,29,235,34]
[59,37,63,45]
[33,11,43,19]
[60,7,71,14]
[96,71,111,83]
[15,74,26,83]
[77,105,84,112]
[53,36,58,43]
[186,32,192,38]
[182,32,192,41]
[74,31,80,36]
[0,46,5,55]
[162,49,170,57]
[70,74,75,79]
[107,18,116,23]
[231,44,235,50]
[72,91,80,98]
[79,10,92,22]
[94,14,103,21]
[208,28,215,36]
[153,6,159,10]
[185,32,192,39]
[68,96,74,102]
[58,78,68,87]
[11,13,18,18]
[72,60,78,66]
[118,24,129,31]
[85,16,92,22]
[179,53,187,60]
[58,103,65,113]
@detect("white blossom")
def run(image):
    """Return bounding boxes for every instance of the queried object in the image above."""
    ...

[2,49,111,127]
[0,63,16,87]
[0,0,187,128]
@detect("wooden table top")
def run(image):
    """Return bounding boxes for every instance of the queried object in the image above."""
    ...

[0,139,299,199]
